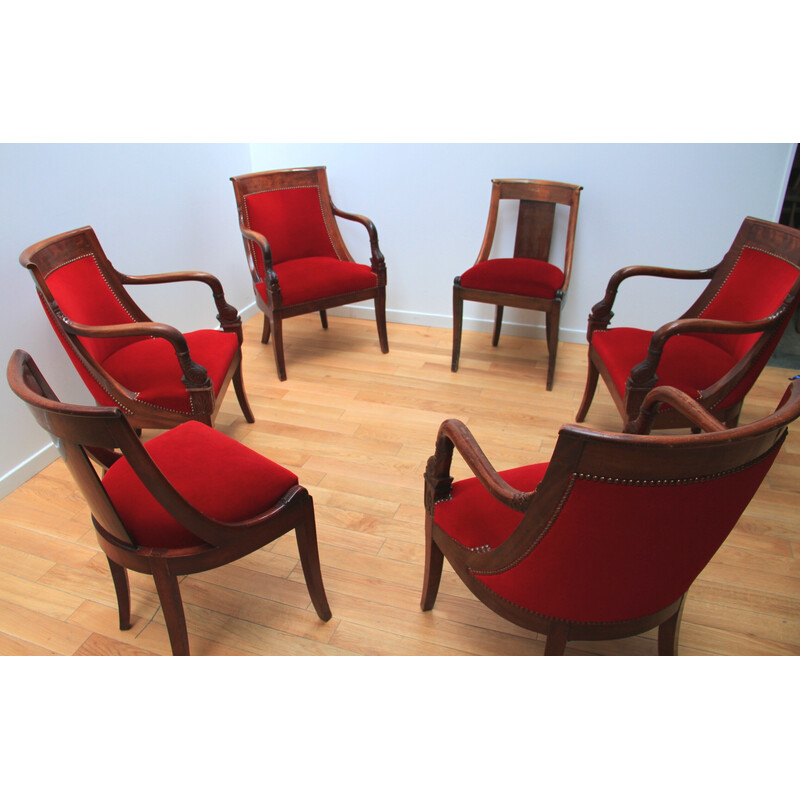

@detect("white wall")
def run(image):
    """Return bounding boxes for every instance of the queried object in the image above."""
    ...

[1,143,795,499]
[250,143,795,337]
[0,144,253,495]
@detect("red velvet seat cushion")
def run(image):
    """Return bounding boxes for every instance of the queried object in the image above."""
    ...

[460,258,564,299]
[433,463,549,550]
[101,330,239,415]
[255,257,377,307]
[592,327,739,400]
[102,420,299,549]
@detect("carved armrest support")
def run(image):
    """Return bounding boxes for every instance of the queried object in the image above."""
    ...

[424,419,535,516]
[56,311,211,390]
[332,204,386,276]
[238,220,280,290]
[627,313,783,391]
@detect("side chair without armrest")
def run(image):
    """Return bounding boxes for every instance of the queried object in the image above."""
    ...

[576,216,800,432]
[230,166,389,381]
[20,226,254,431]
[422,379,800,655]
[7,350,331,656]
[452,179,582,390]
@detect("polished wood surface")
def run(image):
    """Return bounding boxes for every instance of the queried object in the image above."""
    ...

[1,314,799,655]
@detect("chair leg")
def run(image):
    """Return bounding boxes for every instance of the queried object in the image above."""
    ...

[319,309,328,329]
[261,314,271,345]
[272,315,287,381]
[420,520,444,611]
[451,285,463,372]
[375,287,389,354]
[575,358,599,422]
[545,304,560,391]
[492,306,504,347]
[295,497,332,621]
[658,596,685,655]
[232,362,255,423]
[544,622,569,655]
[151,560,190,656]
[107,557,132,631]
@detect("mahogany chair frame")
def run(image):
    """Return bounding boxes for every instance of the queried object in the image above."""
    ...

[7,350,331,656]
[422,381,800,655]
[230,166,389,381]
[576,217,800,432]
[20,226,254,430]
[452,179,582,390]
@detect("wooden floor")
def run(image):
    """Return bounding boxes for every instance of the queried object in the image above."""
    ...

[2,313,800,656]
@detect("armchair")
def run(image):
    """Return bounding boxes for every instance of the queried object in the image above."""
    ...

[576,217,800,431]
[422,380,800,654]
[230,166,389,380]
[20,226,254,430]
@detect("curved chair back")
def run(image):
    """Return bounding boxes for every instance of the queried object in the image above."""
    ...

[7,349,329,655]
[231,166,353,279]
[423,379,800,653]
[578,217,800,430]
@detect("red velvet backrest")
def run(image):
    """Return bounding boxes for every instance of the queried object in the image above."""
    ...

[242,185,339,274]
[477,410,791,624]
[695,246,800,359]
[44,253,145,363]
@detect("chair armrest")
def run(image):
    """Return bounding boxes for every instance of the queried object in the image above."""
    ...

[55,312,211,389]
[237,224,280,289]
[119,270,241,330]
[626,386,728,434]
[424,418,535,515]
[627,313,784,392]
[587,264,716,340]
[331,203,386,273]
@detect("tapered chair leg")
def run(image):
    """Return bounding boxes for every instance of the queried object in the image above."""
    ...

[544,623,569,655]
[272,315,287,381]
[232,362,255,423]
[545,303,560,391]
[107,557,132,631]
[492,306,504,347]
[319,309,328,329]
[420,523,444,611]
[261,314,271,345]
[452,284,464,372]
[658,596,685,655]
[295,497,332,621]
[152,560,190,656]
[576,359,599,422]
[375,287,389,353]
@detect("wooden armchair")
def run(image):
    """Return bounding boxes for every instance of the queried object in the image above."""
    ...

[20,226,254,430]
[452,179,582,389]
[230,166,389,380]
[422,380,800,655]
[7,350,331,656]
[576,217,800,431]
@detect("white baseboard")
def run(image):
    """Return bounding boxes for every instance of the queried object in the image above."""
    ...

[327,303,589,345]
[0,443,58,499]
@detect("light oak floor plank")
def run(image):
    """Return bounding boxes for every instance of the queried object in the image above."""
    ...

[2,314,799,656]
